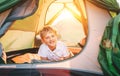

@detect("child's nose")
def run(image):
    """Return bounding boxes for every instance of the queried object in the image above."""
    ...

[49,37,53,40]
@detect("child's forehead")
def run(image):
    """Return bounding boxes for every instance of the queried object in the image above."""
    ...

[43,31,56,36]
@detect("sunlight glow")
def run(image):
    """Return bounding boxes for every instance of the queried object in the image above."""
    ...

[117,0,120,7]
[52,9,74,25]
[60,9,73,19]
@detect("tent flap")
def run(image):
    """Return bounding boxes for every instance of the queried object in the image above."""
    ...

[6,0,39,22]
[0,0,20,13]
[0,0,39,37]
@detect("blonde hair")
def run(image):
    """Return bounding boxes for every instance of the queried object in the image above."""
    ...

[40,26,58,39]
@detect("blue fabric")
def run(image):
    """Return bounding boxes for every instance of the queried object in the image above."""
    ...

[6,0,39,21]
[0,43,2,56]
[0,0,39,37]
[0,22,12,37]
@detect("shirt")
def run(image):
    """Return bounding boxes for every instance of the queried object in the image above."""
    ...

[38,41,70,61]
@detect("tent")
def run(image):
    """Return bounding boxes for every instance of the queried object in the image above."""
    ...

[0,0,87,52]
[0,0,119,76]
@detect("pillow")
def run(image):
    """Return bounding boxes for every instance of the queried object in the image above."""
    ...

[68,47,81,55]
[12,53,41,64]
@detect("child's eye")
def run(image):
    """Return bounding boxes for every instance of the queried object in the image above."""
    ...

[51,35,55,38]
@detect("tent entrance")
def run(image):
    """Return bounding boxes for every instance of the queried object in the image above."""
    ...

[44,0,88,51]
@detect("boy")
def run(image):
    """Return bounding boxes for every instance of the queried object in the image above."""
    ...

[38,26,71,62]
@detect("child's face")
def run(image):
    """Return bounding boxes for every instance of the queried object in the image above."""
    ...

[42,32,57,48]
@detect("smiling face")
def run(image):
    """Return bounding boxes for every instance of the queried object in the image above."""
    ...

[42,31,57,50]
[40,26,58,50]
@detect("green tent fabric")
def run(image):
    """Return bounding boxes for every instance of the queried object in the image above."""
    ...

[0,0,21,13]
[98,13,120,76]
[87,0,119,12]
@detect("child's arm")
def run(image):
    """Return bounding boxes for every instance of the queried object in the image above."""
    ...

[58,55,70,61]
[40,56,49,60]
[64,55,70,60]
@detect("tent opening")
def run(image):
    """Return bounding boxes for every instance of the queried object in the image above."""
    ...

[0,0,88,64]
[44,0,88,54]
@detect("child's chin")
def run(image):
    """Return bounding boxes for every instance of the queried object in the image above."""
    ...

[49,44,56,47]
[50,44,56,47]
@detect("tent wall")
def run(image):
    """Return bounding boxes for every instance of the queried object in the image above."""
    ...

[0,0,40,52]
[37,0,55,33]
[0,30,35,52]
[9,0,40,32]
[9,13,39,32]
[74,0,88,36]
